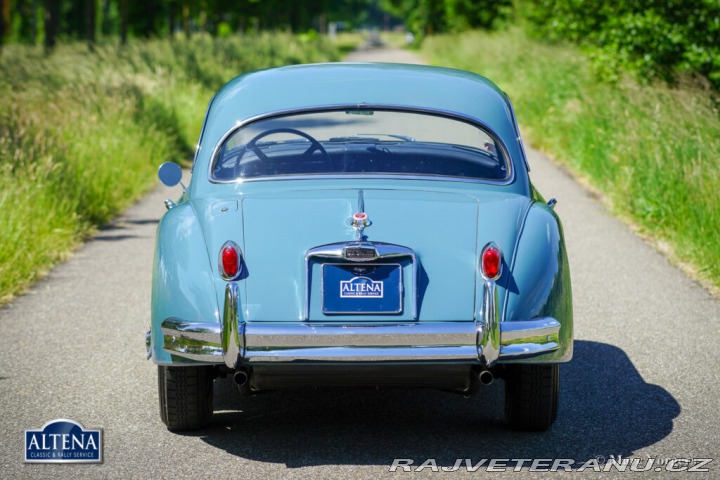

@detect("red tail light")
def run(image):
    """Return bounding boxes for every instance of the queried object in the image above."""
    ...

[481,244,502,280]
[219,241,242,280]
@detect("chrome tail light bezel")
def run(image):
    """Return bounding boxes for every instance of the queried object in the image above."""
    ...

[219,240,243,281]
[480,242,503,281]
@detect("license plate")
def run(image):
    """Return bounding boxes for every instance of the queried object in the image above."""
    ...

[322,263,402,314]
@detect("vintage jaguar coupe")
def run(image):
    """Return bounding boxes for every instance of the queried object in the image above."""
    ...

[147,63,572,431]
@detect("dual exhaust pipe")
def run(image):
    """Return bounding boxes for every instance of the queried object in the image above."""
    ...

[478,369,494,386]
[233,368,249,387]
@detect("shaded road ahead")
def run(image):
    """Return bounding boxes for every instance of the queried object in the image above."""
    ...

[1,46,718,478]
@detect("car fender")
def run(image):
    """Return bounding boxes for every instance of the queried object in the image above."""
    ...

[150,203,220,365]
[502,201,573,363]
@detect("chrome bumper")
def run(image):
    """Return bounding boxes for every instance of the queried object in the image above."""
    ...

[156,281,561,367]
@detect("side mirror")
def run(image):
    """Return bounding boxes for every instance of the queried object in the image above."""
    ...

[158,162,183,187]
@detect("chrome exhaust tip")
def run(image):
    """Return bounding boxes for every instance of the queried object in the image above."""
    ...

[478,370,494,386]
[233,369,249,386]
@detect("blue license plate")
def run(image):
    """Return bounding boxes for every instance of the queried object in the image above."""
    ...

[322,263,402,314]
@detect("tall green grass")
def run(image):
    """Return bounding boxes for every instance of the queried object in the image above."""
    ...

[423,28,720,288]
[0,33,348,302]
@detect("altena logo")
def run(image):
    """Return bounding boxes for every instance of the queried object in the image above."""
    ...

[340,276,384,298]
[25,419,102,463]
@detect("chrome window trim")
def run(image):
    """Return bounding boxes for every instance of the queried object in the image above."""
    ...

[206,104,516,186]
[503,92,530,173]
[191,94,215,175]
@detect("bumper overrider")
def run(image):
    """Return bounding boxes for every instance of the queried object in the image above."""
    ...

[152,281,562,367]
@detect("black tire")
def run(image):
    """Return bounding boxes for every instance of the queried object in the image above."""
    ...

[504,364,559,431]
[158,365,214,431]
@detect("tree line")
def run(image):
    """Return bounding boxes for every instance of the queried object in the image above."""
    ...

[1,0,718,88]
[0,0,511,52]
[0,0,385,51]
[380,0,510,40]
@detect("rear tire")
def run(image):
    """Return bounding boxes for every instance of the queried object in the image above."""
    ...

[158,365,214,431]
[504,364,559,431]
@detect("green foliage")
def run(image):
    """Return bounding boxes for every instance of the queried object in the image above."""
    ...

[3,0,377,44]
[523,0,720,87]
[0,33,346,301]
[381,0,510,40]
[216,22,233,38]
[444,0,513,31]
[423,28,720,288]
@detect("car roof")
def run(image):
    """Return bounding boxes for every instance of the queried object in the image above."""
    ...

[200,63,515,152]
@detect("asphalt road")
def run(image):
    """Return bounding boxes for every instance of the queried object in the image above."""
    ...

[1,46,719,479]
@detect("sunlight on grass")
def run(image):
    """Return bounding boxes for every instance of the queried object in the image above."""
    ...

[424,28,720,288]
[0,33,350,302]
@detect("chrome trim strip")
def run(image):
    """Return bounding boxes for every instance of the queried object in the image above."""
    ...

[357,188,365,212]
[305,241,418,320]
[190,94,215,174]
[499,317,560,358]
[160,318,222,363]
[212,173,514,185]
[499,342,560,358]
[221,282,244,368]
[478,280,500,366]
[503,92,530,172]
[245,346,479,363]
[246,322,476,347]
[206,104,515,186]
[243,322,479,363]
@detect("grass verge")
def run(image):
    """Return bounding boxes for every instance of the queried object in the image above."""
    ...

[422,28,720,291]
[0,33,351,303]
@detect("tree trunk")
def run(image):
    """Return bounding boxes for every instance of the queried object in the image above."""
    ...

[0,0,6,52]
[182,1,190,38]
[43,0,59,53]
[85,0,96,50]
[101,0,111,36]
[144,0,158,37]
[119,0,128,45]
[31,0,39,44]
[168,0,177,39]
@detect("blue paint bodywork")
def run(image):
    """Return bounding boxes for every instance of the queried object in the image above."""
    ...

[150,63,572,366]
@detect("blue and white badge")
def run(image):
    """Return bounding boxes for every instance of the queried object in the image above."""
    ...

[322,263,402,314]
[340,276,384,298]
[25,419,103,463]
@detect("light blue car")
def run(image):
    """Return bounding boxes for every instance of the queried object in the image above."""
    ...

[148,63,573,432]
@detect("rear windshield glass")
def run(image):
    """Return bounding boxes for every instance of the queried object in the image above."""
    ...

[211,109,510,181]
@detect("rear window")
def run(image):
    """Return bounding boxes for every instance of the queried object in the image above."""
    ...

[211,109,510,182]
